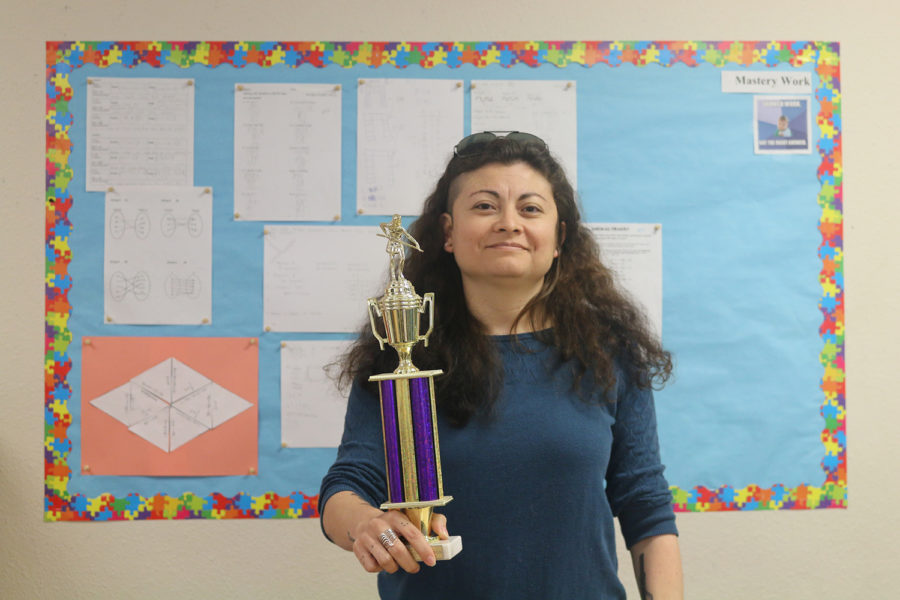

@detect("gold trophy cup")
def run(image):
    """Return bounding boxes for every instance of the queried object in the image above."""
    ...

[367,215,462,561]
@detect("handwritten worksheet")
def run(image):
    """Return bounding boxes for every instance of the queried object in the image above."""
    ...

[588,223,663,338]
[86,77,194,191]
[91,356,253,453]
[280,340,352,447]
[234,83,342,221]
[80,336,259,476]
[356,78,464,216]
[471,80,578,187]
[263,225,388,332]
[104,186,212,325]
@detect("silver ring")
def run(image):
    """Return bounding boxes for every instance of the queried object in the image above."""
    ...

[379,528,398,549]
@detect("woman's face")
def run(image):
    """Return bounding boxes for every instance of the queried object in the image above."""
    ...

[441,161,560,290]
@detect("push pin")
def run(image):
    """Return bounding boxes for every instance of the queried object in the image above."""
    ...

[248,466,256,475]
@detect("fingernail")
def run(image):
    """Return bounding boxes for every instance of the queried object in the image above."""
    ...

[426,555,436,567]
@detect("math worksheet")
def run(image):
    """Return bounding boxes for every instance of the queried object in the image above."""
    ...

[86,77,194,191]
[233,83,342,221]
[356,78,464,216]
[104,186,212,325]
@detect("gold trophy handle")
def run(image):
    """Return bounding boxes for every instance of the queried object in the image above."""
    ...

[367,297,387,351]
[419,293,435,347]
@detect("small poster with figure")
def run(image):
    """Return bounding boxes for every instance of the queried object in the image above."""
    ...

[754,95,812,154]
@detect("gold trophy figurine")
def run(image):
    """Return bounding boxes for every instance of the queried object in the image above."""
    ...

[367,215,462,561]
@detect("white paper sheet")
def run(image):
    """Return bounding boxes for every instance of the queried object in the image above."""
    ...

[588,223,663,338]
[280,340,352,447]
[471,80,578,187]
[91,357,252,453]
[264,225,388,332]
[104,186,212,325]
[721,70,813,94]
[234,83,342,221]
[356,78,464,216]
[86,77,194,191]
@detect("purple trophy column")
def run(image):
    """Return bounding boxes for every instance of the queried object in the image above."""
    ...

[409,377,439,501]
[380,379,404,503]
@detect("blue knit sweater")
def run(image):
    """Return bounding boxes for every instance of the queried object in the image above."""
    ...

[320,332,677,599]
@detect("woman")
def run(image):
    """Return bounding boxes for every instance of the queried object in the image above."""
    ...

[320,132,683,599]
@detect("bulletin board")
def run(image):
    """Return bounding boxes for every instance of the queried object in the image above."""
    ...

[44,41,844,521]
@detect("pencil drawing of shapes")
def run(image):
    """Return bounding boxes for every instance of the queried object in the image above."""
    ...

[134,210,152,239]
[108,209,152,240]
[109,209,128,239]
[160,211,204,238]
[108,271,130,301]
[108,271,152,301]
[187,211,204,237]
[160,212,178,237]
[139,355,210,401]
[90,381,170,426]
[128,407,210,452]
[90,357,252,452]
[164,272,202,298]
[132,271,152,300]
[175,383,251,429]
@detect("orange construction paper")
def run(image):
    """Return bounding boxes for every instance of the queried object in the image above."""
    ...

[81,337,258,476]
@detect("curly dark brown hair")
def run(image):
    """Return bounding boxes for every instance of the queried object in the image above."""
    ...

[339,136,672,426]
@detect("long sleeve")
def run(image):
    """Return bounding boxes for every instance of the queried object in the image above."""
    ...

[318,381,388,542]
[605,377,678,548]
[319,334,677,599]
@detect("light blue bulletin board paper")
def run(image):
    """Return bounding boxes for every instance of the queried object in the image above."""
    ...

[44,41,845,520]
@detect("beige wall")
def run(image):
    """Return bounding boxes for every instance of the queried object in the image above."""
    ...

[2,1,898,598]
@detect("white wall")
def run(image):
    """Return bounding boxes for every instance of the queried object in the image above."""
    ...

[2,1,898,598]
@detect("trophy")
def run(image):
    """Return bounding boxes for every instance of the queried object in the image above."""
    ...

[366,215,462,561]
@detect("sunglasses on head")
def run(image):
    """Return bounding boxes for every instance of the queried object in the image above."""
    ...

[453,131,548,156]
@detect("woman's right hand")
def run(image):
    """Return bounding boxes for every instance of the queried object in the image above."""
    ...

[350,509,450,574]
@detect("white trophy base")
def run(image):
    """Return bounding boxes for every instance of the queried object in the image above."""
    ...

[408,535,463,561]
